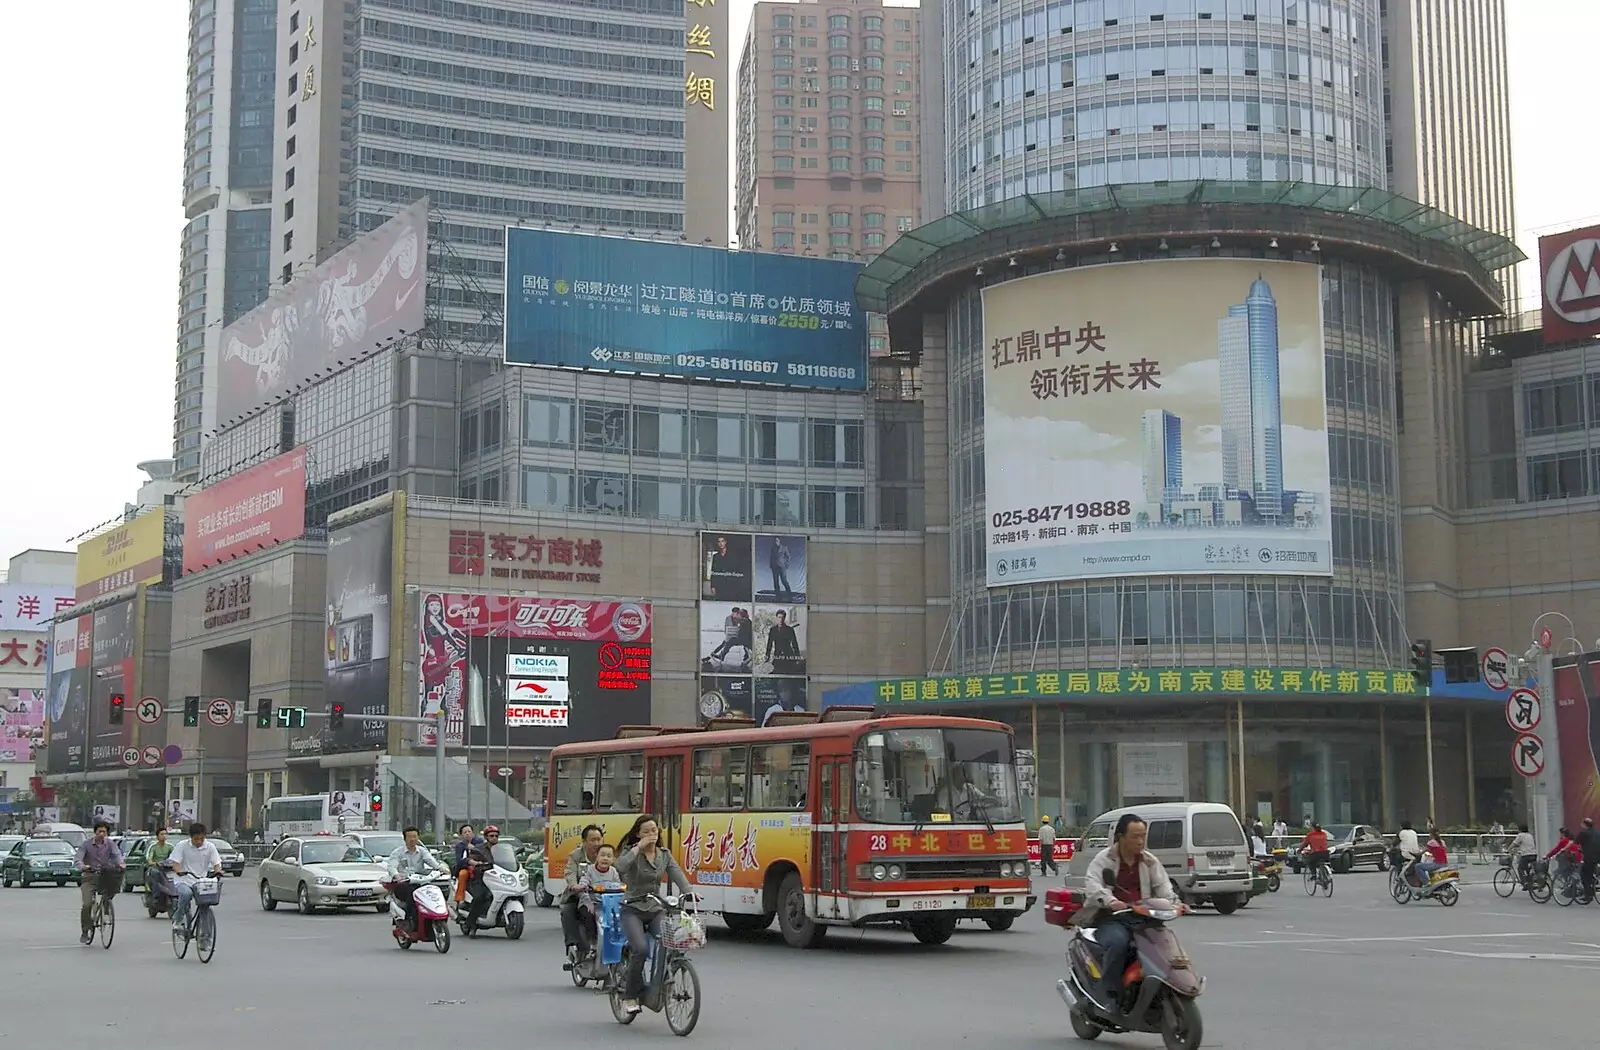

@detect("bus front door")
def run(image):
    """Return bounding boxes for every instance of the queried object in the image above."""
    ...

[812,758,850,921]
[645,755,683,853]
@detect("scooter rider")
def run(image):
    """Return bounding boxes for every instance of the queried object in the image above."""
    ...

[461,826,503,934]
[146,827,176,906]
[560,825,606,954]
[1395,820,1424,884]
[1080,813,1179,1009]
[387,826,449,926]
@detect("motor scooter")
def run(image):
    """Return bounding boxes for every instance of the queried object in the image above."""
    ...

[455,860,529,939]
[565,887,626,988]
[1390,861,1461,906]
[384,872,453,953]
[1055,900,1204,1050]
[143,860,176,919]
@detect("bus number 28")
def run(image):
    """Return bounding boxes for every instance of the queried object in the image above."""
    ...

[869,834,888,851]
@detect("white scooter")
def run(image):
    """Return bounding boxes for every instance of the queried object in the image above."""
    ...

[456,860,529,939]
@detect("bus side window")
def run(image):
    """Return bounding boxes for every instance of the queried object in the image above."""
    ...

[553,758,597,813]
[597,753,644,811]
[749,744,810,809]
[692,747,746,810]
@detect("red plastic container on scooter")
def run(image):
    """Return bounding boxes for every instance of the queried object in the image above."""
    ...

[1043,886,1084,927]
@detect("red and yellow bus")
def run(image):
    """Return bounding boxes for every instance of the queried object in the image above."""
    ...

[543,708,1034,947]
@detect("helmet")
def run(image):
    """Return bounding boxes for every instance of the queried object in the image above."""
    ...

[1041,816,1052,824]
[483,825,500,835]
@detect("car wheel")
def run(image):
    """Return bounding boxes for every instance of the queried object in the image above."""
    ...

[297,883,316,915]
[20,873,30,888]
[1212,894,1242,915]
[260,880,278,911]
[56,879,67,888]
[1,875,11,888]
[534,881,555,909]
[376,903,388,913]
[1376,851,1391,872]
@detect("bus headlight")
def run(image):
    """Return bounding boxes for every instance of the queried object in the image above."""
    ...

[887,864,904,880]
[872,864,888,881]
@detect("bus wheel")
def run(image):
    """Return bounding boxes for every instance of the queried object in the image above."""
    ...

[777,873,826,948]
[910,914,957,945]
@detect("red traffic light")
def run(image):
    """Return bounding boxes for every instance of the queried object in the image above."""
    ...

[331,703,344,714]
[109,693,126,724]
[111,693,124,708]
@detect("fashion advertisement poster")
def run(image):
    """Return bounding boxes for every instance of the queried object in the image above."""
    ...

[698,675,753,726]
[88,600,135,771]
[754,534,807,603]
[324,511,393,752]
[699,532,753,602]
[754,677,808,727]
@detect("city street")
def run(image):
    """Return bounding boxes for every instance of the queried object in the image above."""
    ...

[0,870,1593,1047]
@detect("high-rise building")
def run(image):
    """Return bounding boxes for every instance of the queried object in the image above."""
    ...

[736,1,923,265]
[1140,409,1182,505]
[172,0,279,481]
[1217,277,1284,521]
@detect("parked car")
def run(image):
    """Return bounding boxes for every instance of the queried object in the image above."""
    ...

[1285,824,1390,873]
[2,838,79,887]
[258,836,390,914]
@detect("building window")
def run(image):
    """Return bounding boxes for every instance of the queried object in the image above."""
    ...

[800,36,818,47]
[580,472,629,515]
[282,230,293,252]
[895,139,914,151]
[864,36,883,50]
[1528,452,1588,501]
[286,103,296,127]
[864,15,883,30]
[772,231,795,248]
[692,481,744,523]
[460,411,480,459]
[774,94,793,108]
[773,34,792,48]
[894,160,912,171]
[864,76,883,90]
[863,55,883,70]
[864,157,885,171]
[865,136,884,151]
[772,211,794,227]
[773,74,793,89]
[692,412,745,461]
[864,212,885,227]
[633,477,686,520]
[481,402,502,452]
[865,232,885,248]
[829,94,851,110]
[829,211,852,227]
[1525,377,1585,434]
[773,14,793,29]
[479,471,502,503]
[523,396,573,447]
[829,74,850,89]
[893,18,911,31]
[754,487,805,526]
[829,115,851,130]
[581,402,630,451]
[287,73,298,97]
[830,54,850,69]
[801,157,820,168]
[772,135,793,149]
[864,116,884,131]
[633,407,687,457]
[829,33,850,48]
[283,199,294,220]
[894,39,912,51]
[284,167,295,189]
[774,156,794,170]
[829,15,850,29]
[811,420,865,467]
[864,97,884,110]
[829,135,851,150]
[524,469,574,510]
[830,232,851,247]
[810,487,866,528]
[751,417,803,464]
[285,135,296,158]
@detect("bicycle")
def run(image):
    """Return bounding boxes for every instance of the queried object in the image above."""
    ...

[1550,857,1593,907]
[82,869,120,950]
[172,874,222,964]
[1302,855,1333,897]
[605,894,704,1037]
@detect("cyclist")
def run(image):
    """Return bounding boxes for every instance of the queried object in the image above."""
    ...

[167,822,223,939]
[1577,818,1600,900]
[1299,822,1331,883]
[74,821,125,944]
[1509,823,1537,885]
[616,815,693,1017]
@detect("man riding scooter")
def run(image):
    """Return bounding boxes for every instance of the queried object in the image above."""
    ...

[1079,813,1182,1009]
[144,827,177,915]
[460,825,515,935]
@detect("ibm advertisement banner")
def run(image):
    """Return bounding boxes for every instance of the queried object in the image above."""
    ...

[982,259,1333,586]
[182,448,308,574]
[503,229,868,391]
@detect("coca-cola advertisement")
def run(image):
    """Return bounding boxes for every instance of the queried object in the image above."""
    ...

[418,594,652,748]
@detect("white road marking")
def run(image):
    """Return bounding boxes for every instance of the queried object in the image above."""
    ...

[22,945,80,951]
[1426,949,1600,962]
[1295,948,1349,955]
[1204,931,1543,948]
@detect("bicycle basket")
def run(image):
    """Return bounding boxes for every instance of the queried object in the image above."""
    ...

[193,878,222,907]
[1496,854,1512,869]
[661,911,706,951]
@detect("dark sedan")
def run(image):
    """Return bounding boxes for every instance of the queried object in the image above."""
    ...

[211,840,247,877]
[1286,824,1391,873]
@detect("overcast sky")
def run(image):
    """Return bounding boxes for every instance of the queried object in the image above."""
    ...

[1,1,1593,565]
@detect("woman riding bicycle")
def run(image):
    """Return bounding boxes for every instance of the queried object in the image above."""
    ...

[615,815,692,1017]
[1299,822,1331,877]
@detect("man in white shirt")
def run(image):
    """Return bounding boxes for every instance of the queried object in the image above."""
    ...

[167,822,223,935]
[1509,822,1537,883]
[387,826,449,925]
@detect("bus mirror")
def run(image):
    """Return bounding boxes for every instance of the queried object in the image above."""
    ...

[866,734,884,748]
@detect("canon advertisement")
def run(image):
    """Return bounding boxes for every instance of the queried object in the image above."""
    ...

[418,595,651,748]
[87,601,135,771]
[44,620,83,774]
[323,511,393,753]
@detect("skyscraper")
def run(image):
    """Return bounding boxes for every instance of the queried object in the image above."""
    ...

[172,0,278,481]
[1140,409,1182,505]
[1217,277,1285,522]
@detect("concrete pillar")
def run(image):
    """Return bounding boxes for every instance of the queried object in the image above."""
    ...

[1088,743,1108,815]
[1315,742,1334,824]
[1204,741,1228,804]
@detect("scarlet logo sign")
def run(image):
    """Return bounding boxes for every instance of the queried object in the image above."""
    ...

[1540,225,1600,344]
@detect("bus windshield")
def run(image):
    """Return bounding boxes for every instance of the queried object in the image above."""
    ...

[854,727,1022,824]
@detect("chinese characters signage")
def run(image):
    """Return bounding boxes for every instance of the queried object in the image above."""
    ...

[203,574,253,630]
[447,528,604,584]
[682,0,728,245]
[982,259,1333,585]
[0,634,48,670]
[75,510,169,603]
[0,585,74,632]
[503,229,867,391]
[873,666,1426,704]
[182,448,307,574]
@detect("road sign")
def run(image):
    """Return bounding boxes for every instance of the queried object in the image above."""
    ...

[1506,688,1542,732]
[136,696,163,724]
[1512,732,1545,777]
[497,766,514,777]
[162,744,184,766]
[207,698,235,726]
[121,747,140,767]
[1481,647,1511,691]
[1539,626,1553,651]
[142,745,161,767]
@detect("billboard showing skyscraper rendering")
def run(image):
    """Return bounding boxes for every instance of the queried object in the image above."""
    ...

[981,259,1332,586]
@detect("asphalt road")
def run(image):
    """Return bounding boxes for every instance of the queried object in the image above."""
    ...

[0,869,1594,1048]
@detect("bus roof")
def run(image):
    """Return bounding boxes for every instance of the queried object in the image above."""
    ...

[548,712,1016,758]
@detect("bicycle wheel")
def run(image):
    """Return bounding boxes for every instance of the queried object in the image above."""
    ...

[1390,875,1412,904]
[1321,870,1334,898]
[663,956,702,1037]
[1303,869,1317,896]
[172,917,190,959]
[1528,874,1554,904]
[608,962,638,1026]
[99,897,115,949]
[1492,868,1515,898]
[196,908,217,963]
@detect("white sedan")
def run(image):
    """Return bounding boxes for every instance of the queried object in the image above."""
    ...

[258,836,390,914]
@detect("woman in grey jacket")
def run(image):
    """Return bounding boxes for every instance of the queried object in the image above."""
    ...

[615,815,693,1014]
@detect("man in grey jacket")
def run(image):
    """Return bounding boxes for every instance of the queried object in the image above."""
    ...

[560,825,605,952]
[1079,813,1178,1008]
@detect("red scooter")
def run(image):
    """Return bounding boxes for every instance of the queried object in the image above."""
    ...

[384,872,453,953]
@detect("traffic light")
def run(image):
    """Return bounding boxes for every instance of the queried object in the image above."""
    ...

[369,789,383,814]
[183,696,200,727]
[1410,639,1432,686]
[108,693,125,724]
[329,702,345,729]
[255,697,272,729]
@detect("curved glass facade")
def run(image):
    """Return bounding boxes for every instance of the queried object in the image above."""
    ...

[944,251,1401,671]
[942,0,1386,209]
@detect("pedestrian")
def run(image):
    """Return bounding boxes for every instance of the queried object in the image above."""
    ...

[1037,816,1059,877]
[1576,818,1600,901]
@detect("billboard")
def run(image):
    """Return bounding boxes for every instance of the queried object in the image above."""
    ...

[0,689,45,763]
[44,619,87,774]
[323,512,394,753]
[981,259,1332,585]
[418,594,651,748]
[87,601,135,771]
[183,448,308,574]
[75,510,168,604]
[0,585,75,632]
[216,201,426,422]
[1539,225,1600,345]
[503,229,867,391]
[1552,657,1600,823]
[695,531,809,726]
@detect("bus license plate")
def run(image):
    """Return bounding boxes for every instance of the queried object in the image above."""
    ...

[968,894,996,909]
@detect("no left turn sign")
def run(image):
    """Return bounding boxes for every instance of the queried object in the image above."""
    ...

[1505,688,1541,733]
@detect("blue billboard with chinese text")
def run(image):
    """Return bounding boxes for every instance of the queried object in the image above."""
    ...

[503,229,867,391]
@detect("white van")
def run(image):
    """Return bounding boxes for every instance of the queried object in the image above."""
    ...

[1066,802,1252,914]
[32,822,89,849]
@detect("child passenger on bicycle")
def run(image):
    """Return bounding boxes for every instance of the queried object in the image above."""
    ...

[575,843,624,957]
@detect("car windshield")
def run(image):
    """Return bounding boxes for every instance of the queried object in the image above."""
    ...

[358,834,404,856]
[302,842,372,865]
[25,841,74,856]
[854,727,1022,824]
[54,830,87,848]
[1322,824,1357,841]
[210,840,234,852]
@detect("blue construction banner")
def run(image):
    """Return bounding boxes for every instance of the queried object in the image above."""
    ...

[504,229,868,391]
